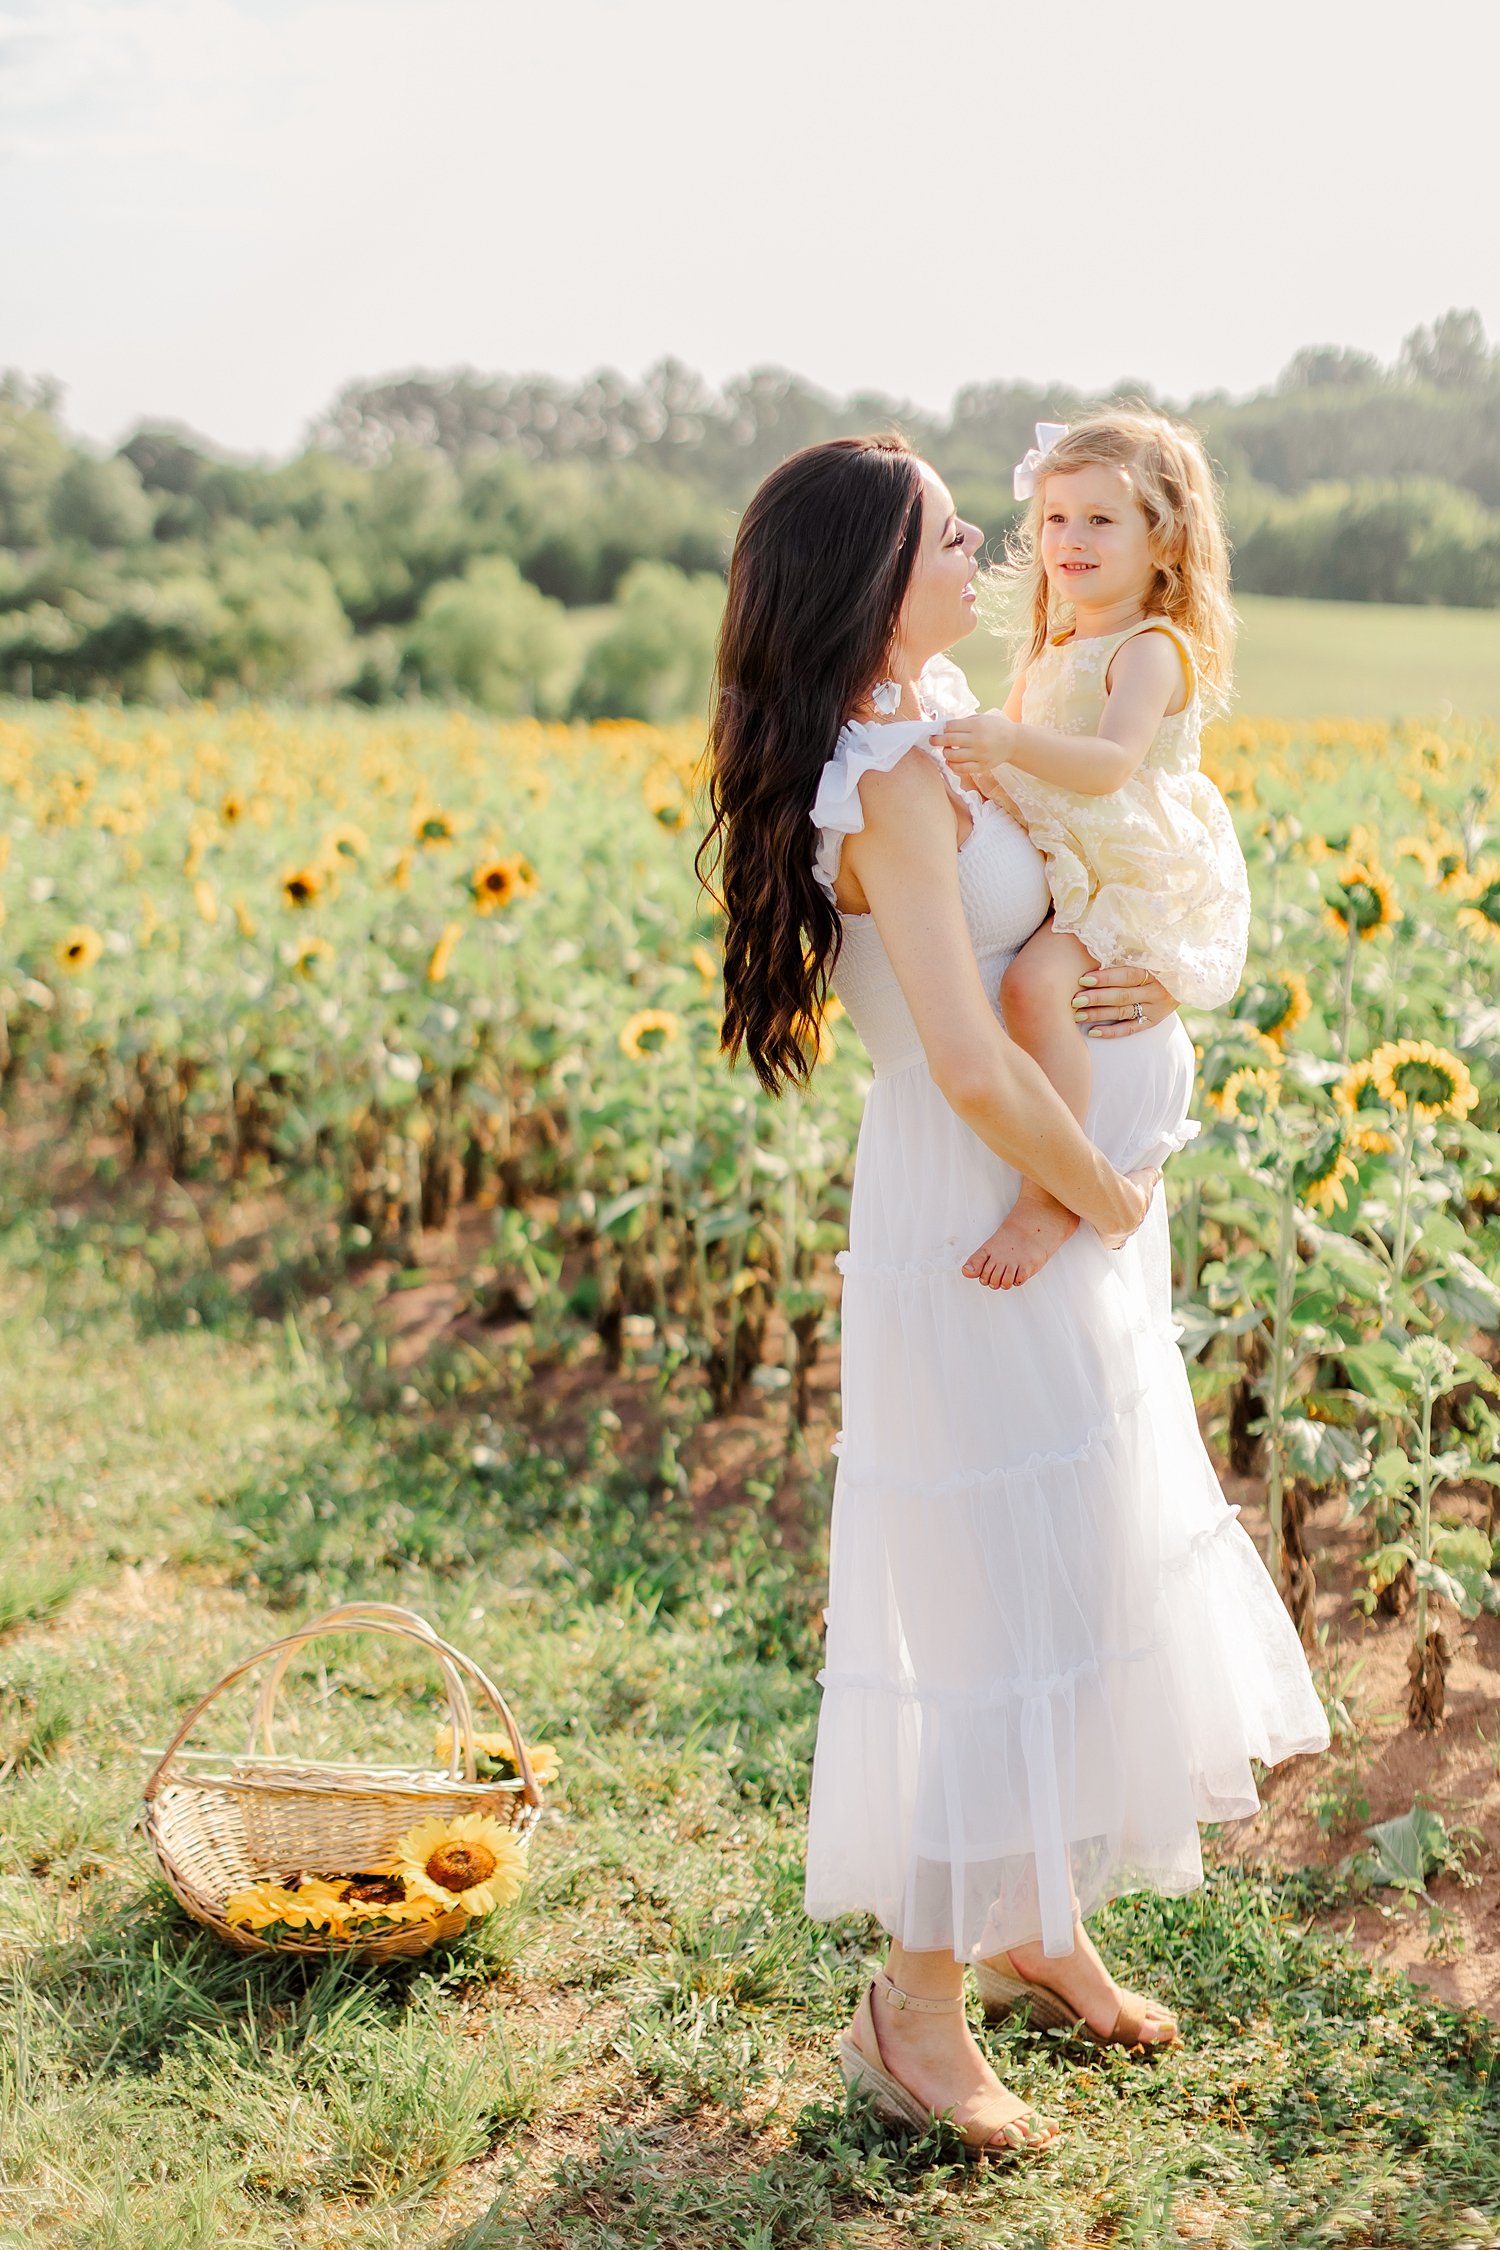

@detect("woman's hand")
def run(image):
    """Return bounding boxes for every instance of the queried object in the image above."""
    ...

[1099,1165,1161,1248]
[1071,965,1177,1038]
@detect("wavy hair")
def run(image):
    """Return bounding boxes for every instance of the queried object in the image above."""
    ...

[1000,410,1235,711]
[696,436,925,1095]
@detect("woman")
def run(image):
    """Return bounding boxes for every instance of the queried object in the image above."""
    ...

[699,435,1329,2157]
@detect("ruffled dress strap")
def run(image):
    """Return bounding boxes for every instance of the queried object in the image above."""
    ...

[917,650,981,720]
[810,720,948,906]
[810,656,983,905]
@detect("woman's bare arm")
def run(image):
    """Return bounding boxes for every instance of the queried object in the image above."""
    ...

[841,753,1150,1238]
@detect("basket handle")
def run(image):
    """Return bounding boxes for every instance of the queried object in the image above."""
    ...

[249,1602,476,1773]
[142,1601,541,1807]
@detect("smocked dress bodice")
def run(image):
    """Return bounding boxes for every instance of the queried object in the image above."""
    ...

[810,658,1052,1077]
[1004,618,1251,1010]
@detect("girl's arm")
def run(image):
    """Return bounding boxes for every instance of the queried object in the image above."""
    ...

[965,668,1028,811]
[934,630,1188,796]
[840,752,1152,1238]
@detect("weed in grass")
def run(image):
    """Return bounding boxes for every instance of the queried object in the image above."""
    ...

[0,1649,93,1772]
[0,1551,93,1641]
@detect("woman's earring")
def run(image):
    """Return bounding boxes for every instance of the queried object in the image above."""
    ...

[871,680,901,716]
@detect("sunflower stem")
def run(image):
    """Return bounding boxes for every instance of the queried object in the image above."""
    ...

[1412,1366,1435,1677]
[1337,919,1360,1062]
[1390,1103,1419,1297]
[1265,1175,1297,1593]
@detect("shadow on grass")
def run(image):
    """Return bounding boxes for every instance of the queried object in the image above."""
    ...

[21,1885,447,2080]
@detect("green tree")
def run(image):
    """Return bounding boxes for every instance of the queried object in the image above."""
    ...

[1399,309,1495,390]
[210,547,353,695]
[47,454,155,548]
[402,554,568,714]
[570,561,724,721]
[0,376,70,549]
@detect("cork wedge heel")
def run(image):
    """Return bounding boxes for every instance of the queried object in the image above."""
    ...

[836,1970,1061,2157]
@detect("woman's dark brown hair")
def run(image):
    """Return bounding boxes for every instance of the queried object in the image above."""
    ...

[697,435,925,1094]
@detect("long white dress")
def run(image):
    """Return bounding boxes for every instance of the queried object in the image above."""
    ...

[801,666,1329,1962]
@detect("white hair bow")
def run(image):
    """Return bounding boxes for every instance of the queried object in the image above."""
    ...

[1012,421,1070,502]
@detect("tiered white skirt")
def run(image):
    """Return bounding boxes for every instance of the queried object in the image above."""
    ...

[804,1019,1329,1960]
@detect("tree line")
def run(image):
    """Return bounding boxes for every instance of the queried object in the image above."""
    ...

[2,309,1497,712]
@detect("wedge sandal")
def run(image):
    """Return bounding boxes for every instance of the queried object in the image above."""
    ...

[973,1954,1181,2053]
[837,1969,1060,2156]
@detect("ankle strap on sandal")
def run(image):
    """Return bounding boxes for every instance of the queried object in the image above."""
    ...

[874,1968,965,2015]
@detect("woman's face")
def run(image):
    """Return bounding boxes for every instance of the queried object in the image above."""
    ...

[890,464,982,675]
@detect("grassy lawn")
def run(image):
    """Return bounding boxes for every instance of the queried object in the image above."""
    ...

[2,1170,1499,2250]
[959,594,1499,719]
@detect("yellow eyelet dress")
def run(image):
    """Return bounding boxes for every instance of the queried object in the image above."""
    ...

[1001,619,1250,1010]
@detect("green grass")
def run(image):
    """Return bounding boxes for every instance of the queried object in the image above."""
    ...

[2,1175,1499,2249]
[958,594,1499,719]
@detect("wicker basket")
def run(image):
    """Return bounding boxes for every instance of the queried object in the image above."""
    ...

[143,1600,544,1960]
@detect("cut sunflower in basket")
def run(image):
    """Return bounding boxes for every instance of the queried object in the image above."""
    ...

[386,1812,528,1917]
[432,1726,561,1788]
[222,1871,448,1941]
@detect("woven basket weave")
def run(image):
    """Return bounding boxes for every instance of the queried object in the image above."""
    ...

[143,1601,543,1960]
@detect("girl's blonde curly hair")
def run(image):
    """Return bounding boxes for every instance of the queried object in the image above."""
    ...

[1001,410,1236,713]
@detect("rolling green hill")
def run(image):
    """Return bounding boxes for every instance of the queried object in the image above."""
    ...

[958,594,1498,719]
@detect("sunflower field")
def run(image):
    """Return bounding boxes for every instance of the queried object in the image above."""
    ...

[2,699,1500,1715]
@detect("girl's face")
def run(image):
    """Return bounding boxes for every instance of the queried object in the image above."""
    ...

[1039,464,1154,611]
[890,464,982,674]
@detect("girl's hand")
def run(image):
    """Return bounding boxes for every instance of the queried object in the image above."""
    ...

[930,710,1016,790]
[1071,965,1177,1038]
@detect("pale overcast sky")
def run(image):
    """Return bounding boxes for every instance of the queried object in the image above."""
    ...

[4,0,1497,458]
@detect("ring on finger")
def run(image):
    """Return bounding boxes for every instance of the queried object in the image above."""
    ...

[1133,1001,1144,1022]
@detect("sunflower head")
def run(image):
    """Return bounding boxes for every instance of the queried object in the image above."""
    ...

[642,766,690,830]
[1333,1061,1396,1154]
[433,1726,560,1788]
[1325,861,1397,943]
[1369,1038,1479,1122]
[1208,1066,1282,1125]
[56,925,104,974]
[392,1813,526,1916]
[472,854,538,914]
[219,791,246,827]
[1456,865,1500,946]
[1242,972,1311,1047]
[293,936,335,978]
[322,822,369,862]
[223,1878,346,1935]
[619,1008,681,1060]
[414,808,457,846]
[1200,1026,1282,1097]
[1392,835,1440,884]
[281,866,324,909]
[1294,1125,1360,1216]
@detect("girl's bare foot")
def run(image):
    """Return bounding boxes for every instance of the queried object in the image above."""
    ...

[993,1919,1180,2047]
[964,1181,1078,1289]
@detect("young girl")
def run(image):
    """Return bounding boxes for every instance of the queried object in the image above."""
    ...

[933,410,1251,1290]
